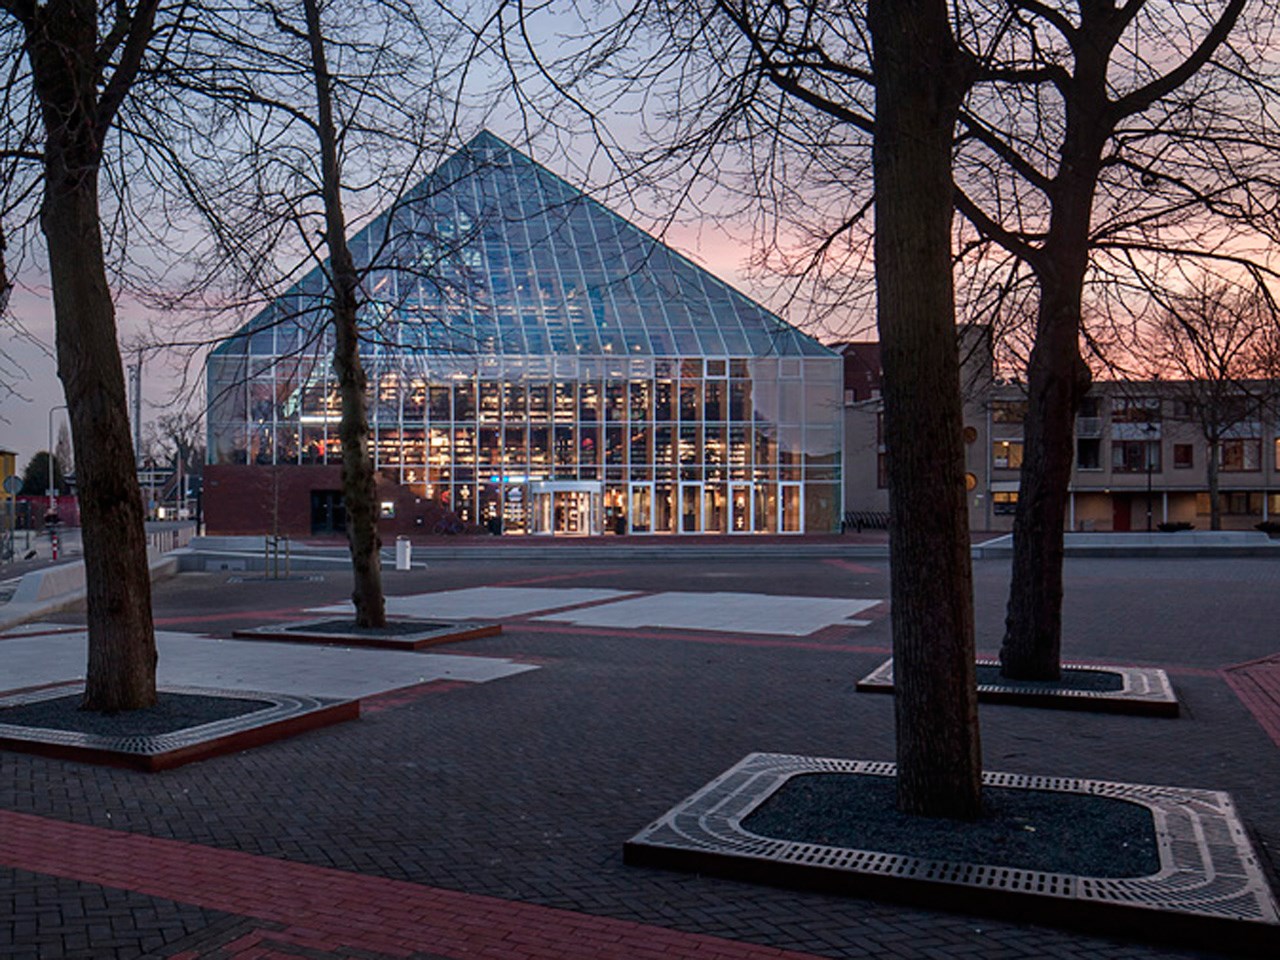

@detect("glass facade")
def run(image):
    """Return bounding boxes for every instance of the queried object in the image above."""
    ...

[207,132,842,534]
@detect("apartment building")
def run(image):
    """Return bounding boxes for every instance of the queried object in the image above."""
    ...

[842,334,1280,532]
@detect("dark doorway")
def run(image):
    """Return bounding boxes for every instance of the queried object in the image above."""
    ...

[311,490,346,535]
[1112,496,1131,532]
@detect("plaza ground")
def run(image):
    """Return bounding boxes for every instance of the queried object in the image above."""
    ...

[2,551,1278,958]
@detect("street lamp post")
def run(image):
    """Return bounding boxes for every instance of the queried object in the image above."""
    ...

[47,404,67,516]
[47,404,67,559]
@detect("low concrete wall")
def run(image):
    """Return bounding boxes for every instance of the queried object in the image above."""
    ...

[974,530,1280,559]
[0,551,181,632]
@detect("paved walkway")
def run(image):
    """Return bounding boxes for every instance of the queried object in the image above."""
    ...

[1,810,815,960]
[3,554,1279,959]
[1223,653,1280,750]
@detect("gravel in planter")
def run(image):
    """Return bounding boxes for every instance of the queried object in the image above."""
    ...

[285,618,454,637]
[975,664,1124,693]
[0,693,271,737]
[742,772,1159,878]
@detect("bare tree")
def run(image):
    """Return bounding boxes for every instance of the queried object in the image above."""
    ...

[0,0,163,710]
[123,0,472,626]
[939,0,1270,680]
[298,0,386,626]
[509,0,984,817]
[1149,277,1280,529]
[868,0,983,818]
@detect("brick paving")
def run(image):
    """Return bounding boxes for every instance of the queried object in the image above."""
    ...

[1222,654,1280,750]
[3,553,1279,958]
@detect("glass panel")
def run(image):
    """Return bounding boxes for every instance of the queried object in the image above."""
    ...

[630,380,652,420]
[704,380,725,421]
[429,385,451,421]
[453,426,476,463]
[479,427,501,464]
[730,483,752,533]
[679,381,701,421]
[453,381,476,420]
[804,483,839,533]
[755,484,778,533]
[654,379,674,420]
[704,483,726,534]
[606,381,627,421]
[529,426,550,466]
[579,382,601,422]
[554,382,576,421]
[680,483,702,533]
[503,484,528,533]
[554,425,577,467]
[605,425,625,464]
[504,426,527,464]
[630,425,652,466]
[479,382,502,423]
[780,483,803,533]
[629,483,652,533]
[654,483,676,533]
[528,383,551,420]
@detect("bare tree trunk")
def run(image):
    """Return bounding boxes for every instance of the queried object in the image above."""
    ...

[869,0,981,820]
[27,1,158,710]
[301,0,385,628]
[1207,437,1221,530]
[1000,287,1091,680]
[999,48,1104,681]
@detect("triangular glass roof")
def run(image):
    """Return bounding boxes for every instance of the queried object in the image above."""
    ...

[217,130,834,360]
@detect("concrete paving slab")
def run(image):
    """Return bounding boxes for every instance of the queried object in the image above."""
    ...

[533,591,882,636]
[308,586,638,620]
[0,630,536,699]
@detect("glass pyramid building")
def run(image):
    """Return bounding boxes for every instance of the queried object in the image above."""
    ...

[207,131,842,535]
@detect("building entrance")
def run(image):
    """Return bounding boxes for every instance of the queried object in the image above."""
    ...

[310,490,346,535]
[529,481,603,536]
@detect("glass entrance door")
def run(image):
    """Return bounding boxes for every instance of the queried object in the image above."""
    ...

[729,482,753,533]
[680,482,703,533]
[529,482,603,536]
[779,482,803,533]
[628,482,653,534]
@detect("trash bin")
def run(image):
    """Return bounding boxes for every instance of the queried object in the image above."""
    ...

[395,536,412,571]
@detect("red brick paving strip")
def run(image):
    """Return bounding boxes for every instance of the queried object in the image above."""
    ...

[1222,653,1280,749]
[0,809,821,960]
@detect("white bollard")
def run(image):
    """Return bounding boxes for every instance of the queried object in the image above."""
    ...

[395,536,412,571]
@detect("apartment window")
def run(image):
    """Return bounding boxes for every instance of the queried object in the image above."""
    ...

[1078,395,1102,418]
[1173,444,1194,469]
[1274,438,1280,471]
[993,491,1018,515]
[991,400,1027,424]
[993,440,1024,469]
[1076,438,1101,470]
[1198,492,1263,516]
[1220,439,1261,472]
[1112,397,1161,424]
[1112,440,1160,472]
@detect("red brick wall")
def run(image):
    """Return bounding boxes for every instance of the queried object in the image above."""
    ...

[204,465,474,538]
